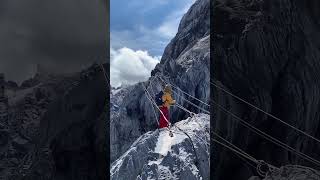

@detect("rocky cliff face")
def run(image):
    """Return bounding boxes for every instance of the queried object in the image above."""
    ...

[212,0,320,179]
[111,0,210,163]
[0,64,108,180]
[111,114,210,180]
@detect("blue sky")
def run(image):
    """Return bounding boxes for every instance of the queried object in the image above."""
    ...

[110,0,195,87]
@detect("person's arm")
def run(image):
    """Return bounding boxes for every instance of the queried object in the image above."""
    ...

[167,94,176,105]
[162,94,168,104]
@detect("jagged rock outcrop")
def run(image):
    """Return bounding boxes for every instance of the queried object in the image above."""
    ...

[212,0,320,179]
[111,114,209,180]
[111,0,210,163]
[0,64,108,180]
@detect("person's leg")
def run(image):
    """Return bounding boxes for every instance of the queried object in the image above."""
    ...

[162,107,169,127]
[159,107,166,128]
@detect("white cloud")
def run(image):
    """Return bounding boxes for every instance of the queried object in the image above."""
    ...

[110,47,160,87]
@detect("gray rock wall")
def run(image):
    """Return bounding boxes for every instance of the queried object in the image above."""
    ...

[212,0,320,179]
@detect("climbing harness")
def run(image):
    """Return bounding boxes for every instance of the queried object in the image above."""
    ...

[211,80,320,145]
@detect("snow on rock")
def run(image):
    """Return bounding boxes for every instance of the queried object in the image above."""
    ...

[110,113,210,180]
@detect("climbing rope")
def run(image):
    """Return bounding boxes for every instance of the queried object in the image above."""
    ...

[211,99,320,167]
[147,79,160,126]
[175,103,196,117]
[211,80,320,145]
[154,74,210,114]
[213,132,279,177]
[142,83,161,126]
[173,125,200,165]
[172,88,210,114]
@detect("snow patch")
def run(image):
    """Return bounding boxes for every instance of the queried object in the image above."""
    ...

[154,128,186,156]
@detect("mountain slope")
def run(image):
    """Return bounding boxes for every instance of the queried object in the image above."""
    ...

[111,0,210,163]
[111,114,209,180]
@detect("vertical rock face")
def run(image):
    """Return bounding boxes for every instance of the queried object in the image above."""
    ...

[212,0,320,179]
[0,64,108,180]
[111,0,210,163]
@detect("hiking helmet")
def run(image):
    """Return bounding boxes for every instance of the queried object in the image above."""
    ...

[164,84,172,93]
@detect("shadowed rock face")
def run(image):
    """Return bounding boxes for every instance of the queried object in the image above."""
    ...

[249,165,320,180]
[0,64,108,180]
[111,0,210,163]
[212,0,320,179]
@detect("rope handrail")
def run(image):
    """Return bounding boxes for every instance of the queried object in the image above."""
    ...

[147,79,160,126]
[175,103,196,116]
[213,132,257,163]
[172,88,210,114]
[154,74,210,114]
[211,80,320,145]
[213,132,279,177]
[212,99,320,168]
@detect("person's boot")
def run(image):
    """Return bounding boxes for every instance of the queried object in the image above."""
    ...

[169,130,173,137]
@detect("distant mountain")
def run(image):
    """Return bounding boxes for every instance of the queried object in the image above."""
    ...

[0,63,108,180]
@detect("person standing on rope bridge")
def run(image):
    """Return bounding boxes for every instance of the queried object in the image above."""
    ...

[156,84,176,129]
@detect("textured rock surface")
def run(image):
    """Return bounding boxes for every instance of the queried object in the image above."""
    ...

[249,165,320,180]
[212,0,320,179]
[111,0,210,163]
[0,64,108,180]
[111,114,209,180]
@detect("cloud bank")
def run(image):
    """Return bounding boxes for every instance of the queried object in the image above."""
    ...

[110,47,160,87]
